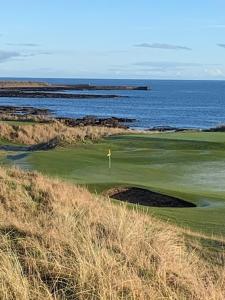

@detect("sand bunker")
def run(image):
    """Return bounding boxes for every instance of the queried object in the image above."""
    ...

[104,187,196,208]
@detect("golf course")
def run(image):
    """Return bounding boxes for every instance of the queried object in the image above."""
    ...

[3,129,225,237]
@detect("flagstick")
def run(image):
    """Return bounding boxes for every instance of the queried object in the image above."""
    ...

[109,155,111,169]
[107,149,111,170]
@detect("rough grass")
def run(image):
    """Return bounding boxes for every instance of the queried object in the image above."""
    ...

[0,113,52,123]
[0,81,50,88]
[0,166,224,299]
[0,121,127,145]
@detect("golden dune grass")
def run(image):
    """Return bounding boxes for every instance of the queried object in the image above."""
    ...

[0,121,127,145]
[0,166,224,299]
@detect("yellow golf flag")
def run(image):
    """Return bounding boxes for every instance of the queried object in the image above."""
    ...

[107,149,111,157]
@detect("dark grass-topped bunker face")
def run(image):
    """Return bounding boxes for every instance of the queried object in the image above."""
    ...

[105,186,196,208]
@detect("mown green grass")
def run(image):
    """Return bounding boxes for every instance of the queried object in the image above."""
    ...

[0,131,224,236]
[16,131,225,237]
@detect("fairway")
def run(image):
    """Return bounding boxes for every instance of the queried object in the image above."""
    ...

[6,131,225,236]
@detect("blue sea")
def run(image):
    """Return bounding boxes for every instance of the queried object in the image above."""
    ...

[1,78,225,129]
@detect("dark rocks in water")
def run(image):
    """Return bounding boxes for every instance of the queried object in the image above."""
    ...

[0,105,53,123]
[203,125,225,132]
[0,90,120,99]
[146,126,190,132]
[104,186,196,208]
[0,83,149,91]
[58,116,136,128]
[0,105,135,129]
[62,84,149,91]
[0,105,50,115]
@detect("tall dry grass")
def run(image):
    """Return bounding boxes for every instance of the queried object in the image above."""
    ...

[0,166,224,299]
[0,121,127,145]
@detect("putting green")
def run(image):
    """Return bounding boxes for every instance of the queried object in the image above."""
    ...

[6,132,225,236]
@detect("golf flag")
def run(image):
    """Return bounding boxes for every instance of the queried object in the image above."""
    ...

[107,149,111,169]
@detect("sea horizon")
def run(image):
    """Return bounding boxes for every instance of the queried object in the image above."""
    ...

[0,78,225,130]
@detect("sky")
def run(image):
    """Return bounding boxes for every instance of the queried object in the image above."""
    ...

[0,0,225,80]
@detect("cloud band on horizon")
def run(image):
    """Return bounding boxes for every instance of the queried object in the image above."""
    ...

[218,43,225,48]
[134,43,192,51]
[6,43,39,47]
[0,50,21,63]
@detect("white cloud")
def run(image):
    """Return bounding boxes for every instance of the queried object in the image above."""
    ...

[109,61,225,79]
[204,67,225,77]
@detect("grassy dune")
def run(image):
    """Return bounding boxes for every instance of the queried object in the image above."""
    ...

[0,121,127,145]
[0,166,224,299]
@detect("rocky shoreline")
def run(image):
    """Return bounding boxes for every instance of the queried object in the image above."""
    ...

[1,105,224,132]
[0,105,135,128]
[0,80,149,100]
[59,116,135,128]
[0,105,50,115]
[0,90,121,99]
[145,125,194,132]
[0,81,149,91]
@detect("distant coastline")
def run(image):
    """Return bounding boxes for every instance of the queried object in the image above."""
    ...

[0,79,224,130]
[0,80,148,100]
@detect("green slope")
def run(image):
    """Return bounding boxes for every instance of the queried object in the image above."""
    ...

[5,131,225,236]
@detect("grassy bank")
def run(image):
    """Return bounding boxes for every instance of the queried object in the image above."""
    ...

[0,166,224,299]
[21,132,225,236]
[1,120,225,236]
[0,121,127,145]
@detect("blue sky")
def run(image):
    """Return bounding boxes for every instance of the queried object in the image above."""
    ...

[0,0,225,79]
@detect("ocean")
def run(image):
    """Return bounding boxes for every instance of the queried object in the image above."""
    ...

[1,78,225,129]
